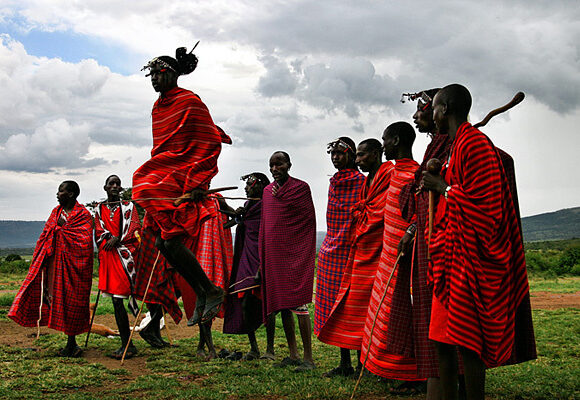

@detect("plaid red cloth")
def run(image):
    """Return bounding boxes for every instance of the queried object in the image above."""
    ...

[360,159,420,380]
[396,133,450,378]
[314,168,364,335]
[429,123,535,368]
[178,196,233,320]
[260,177,316,320]
[317,162,393,349]
[132,86,226,241]
[133,228,183,323]
[9,202,93,336]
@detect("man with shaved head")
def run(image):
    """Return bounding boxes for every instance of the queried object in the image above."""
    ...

[421,84,535,400]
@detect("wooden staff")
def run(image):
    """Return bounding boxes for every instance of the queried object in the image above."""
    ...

[121,251,161,365]
[162,308,173,346]
[36,270,44,340]
[473,92,525,128]
[426,158,442,260]
[84,289,101,347]
[351,238,413,400]
[173,186,238,206]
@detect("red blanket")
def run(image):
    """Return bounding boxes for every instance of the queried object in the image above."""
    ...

[317,162,393,349]
[360,159,420,380]
[132,86,224,241]
[429,122,532,368]
[314,169,365,335]
[9,202,93,336]
[260,176,316,320]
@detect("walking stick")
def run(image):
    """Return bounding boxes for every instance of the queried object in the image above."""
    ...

[350,238,413,400]
[36,270,44,340]
[162,307,173,346]
[426,158,442,260]
[84,290,101,347]
[121,251,161,365]
[473,92,525,129]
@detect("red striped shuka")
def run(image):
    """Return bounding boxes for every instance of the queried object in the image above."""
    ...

[177,195,233,321]
[360,158,421,380]
[9,202,93,336]
[429,122,534,368]
[132,86,225,243]
[314,168,365,336]
[317,162,393,349]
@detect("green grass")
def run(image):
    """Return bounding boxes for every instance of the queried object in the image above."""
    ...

[528,276,580,293]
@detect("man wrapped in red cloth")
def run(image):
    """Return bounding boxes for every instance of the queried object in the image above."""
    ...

[361,122,420,383]
[422,84,535,400]
[133,46,229,330]
[94,175,141,359]
[9,181,93,358]
[314,137,364,378]
[260,151,316,371]
[317,138,390,372]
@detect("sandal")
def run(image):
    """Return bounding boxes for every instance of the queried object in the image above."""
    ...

[139,328,165,349]
[389,380,427,396]
[201,290,225,323]
[273,357,302,368]
[242,350,260,361]
[187,297,206,326]
[58,345,83,358]
[322,365,354,377]
[259,352,275,361]
[294,360,316,372]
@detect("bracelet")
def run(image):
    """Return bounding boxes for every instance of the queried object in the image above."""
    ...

[406,224,417,235]
[444,185,452,200]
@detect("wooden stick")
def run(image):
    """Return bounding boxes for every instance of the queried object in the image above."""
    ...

[174,186,239,206]
[121,251,161,365]
[36,270,44,340]
[351,245,410,400]
[162,307,173,346]
[473,92,525,129]
[426,159,442,260]
[84,289,101,347]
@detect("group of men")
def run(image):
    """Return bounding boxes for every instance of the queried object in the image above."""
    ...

[8,46,536,400]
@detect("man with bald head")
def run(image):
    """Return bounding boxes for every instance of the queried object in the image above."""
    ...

[260,151,316,371]
[421,84,534,400]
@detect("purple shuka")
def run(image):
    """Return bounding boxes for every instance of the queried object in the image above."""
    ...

[259,176,316,322]
[223,200,263,334]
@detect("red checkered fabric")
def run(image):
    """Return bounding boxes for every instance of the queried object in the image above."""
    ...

[361,159,420,380]
[317,162,393,349]
[396,133,450,378]
[314,168,364,335]
[260,177,316,320]
[9,202,94,335]
[429,123,535,368]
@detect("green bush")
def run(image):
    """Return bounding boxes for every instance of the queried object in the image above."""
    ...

[0,260,30,274]
[4,254,22,262]
[558,246,580,275]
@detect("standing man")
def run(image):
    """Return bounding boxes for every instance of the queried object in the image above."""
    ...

[315,137,364,377]
[9,181,93,357]
[260,151,316,372]
[360,122,422,388]
[422,84,535,400]
[317,139,390,373]
[134,46,229,324]
[94,175,141,359]
[223,172,270,360]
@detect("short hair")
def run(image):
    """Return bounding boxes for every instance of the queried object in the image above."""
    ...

[438,84,472,119]
[242,172,271,186]
[385,121,416,148]
[105,174,120,185]
[62,180,80,198]
[337,136,357,156]
[272,151,291,163]
[358,138,383,154]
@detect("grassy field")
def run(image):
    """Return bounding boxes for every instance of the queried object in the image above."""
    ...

[0,271,578,399]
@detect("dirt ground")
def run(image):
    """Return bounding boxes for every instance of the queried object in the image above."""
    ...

[0,290,577,394]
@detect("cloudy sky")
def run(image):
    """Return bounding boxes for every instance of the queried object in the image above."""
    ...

[0,0,578,228]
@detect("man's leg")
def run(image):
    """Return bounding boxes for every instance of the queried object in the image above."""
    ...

[280,309,300,360]
[435,341,458,400]
[245,330,260,359]
[426,377,442,400]
[112,297,136,357]
[199,321,217,360]
[59,335,82,357]
[140,303,168,348]
[459,346,485,400]
[261,313,276,360]
[294,312,316,371]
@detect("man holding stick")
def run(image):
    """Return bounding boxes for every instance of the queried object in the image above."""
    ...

[133,45,230,326]
[9,181,93,357]
[421,84,534,400]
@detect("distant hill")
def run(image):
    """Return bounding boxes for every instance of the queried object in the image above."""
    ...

[1,206,579,249]
[521,206,580,242]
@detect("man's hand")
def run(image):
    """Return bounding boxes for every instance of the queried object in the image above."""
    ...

[103,236,120,250]
[397,232,414,257]
[421,171,448,195]
[57,215,66,226]
[189,188,207,202]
